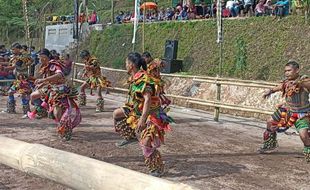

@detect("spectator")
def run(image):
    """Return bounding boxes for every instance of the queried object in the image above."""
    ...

[264,0,273,16]
[158,8,165,21]
[88,10,98,25]
[166,8,175,20]
[255,0,265,16]
[116,11,124,24]
[202,0,212,18]
[79,12,87,23]
[243,0,254,16]
[226,0,240,17]
[174,9,181,20]
[0,45,9,61]
[30,46,38,76]
[195,0,204,18]
[274,0,289,19]
[188,5,197,19]
[180,6,189,20]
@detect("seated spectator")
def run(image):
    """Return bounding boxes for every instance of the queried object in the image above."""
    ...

[174,9,181,20]
[60,16,67,23]
[79,12,86,23]
[202,0,212,18]
[226,0,240,17]
[89,11,97,25]
[0,45,9,61]
[188,5,197,19]
[255,0,265,16]
[158,8,165,21]
[116,11,125,24]
[274,0,289,18]
[195,0,204,18]
[243,0,254,16]
[180,6,189,20]
[264,0,273,15]
[166,8,175,20]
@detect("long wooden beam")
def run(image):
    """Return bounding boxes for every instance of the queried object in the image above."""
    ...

[0,136,195,190]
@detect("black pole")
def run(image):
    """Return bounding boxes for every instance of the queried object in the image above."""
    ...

[72,0,79,85]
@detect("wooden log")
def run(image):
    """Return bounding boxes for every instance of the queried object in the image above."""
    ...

[0,136,195,190]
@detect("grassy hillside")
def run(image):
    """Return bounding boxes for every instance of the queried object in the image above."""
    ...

[84,16,310,81]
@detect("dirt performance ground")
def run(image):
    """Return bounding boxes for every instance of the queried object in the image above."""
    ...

[0,94,309,190]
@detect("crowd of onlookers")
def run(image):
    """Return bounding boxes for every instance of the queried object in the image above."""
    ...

[115,0,292,24]
[46,10,99,25]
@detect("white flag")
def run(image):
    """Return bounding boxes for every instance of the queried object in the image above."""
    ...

[216,0,223,43]
[132,0,140,44]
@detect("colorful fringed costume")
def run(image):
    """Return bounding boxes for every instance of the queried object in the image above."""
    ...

[34,59,81,140]
[260,75,310,161]
[115,70,173,175]
[6,53,33,114]
[147,59,171,108]
[78,56,110,112]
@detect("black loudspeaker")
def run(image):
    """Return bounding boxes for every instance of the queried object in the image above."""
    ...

[164,40,178,60]
[161,59,183,74]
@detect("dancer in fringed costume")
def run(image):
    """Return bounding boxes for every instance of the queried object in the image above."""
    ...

[29,49,81,141]
[259,60,310,162]
[5,43,34,117]
[113,52,173,177]
[78,50,110,112]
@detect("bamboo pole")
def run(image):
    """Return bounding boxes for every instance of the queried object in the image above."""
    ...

[214,83,221,121]
[72,64,275,116]
[74,78,275,116]
[193,78,275,89]
[0,136,194,190]
[0,79,15,83]
[166,94,273,114]
[188,100,273,115]
[73,78,128,93]
[73,63,277,86]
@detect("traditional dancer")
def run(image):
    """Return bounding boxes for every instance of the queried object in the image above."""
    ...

[5,43,33,116]
[78,50,110,112]
[259,60,310,162]
[142,51,153,65]
[29,49,81,140]
[113,52,172,177]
